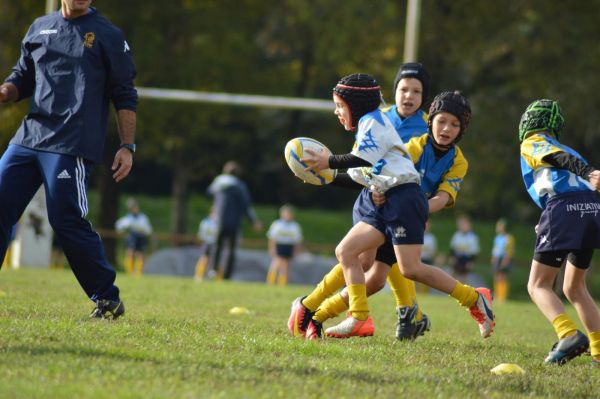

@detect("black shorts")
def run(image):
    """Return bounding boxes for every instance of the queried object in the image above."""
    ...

[533,248,594,269]
[126,233,148,252]
[275,243,294,259]
[492,257,512,274]
[375,240,396,267]
[453,255,474,275]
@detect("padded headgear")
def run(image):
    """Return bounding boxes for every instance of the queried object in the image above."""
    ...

[393,62,430,106]
[518,99,564,142]
[333,73,382,129]
[427,91,472,145]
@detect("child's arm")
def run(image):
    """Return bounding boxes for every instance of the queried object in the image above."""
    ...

[542,152,596,181]
[302,149,370,172]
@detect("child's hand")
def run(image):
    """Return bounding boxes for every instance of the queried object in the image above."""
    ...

[301,148,331,172]
[371,191,386,207]
[589,170,600,190]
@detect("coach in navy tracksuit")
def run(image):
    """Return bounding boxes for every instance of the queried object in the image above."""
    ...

[0,0,137,319]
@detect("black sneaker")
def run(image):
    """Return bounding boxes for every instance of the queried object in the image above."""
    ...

[396,305,418,341]
[544,330,589,365]
[414,313,431,338]
[90,299,125,320]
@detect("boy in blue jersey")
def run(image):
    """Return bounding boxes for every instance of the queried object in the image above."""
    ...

[519,99,600,366]
[0,0,137,319]
[288,74,494,339]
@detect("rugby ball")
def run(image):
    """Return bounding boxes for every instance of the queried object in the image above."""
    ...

[284,137,337,185]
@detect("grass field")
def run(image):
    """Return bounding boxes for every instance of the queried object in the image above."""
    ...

[0,269,598,398]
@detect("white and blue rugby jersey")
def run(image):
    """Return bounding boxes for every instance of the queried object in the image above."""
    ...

[520,133,594,209]
[267,219,303,245]
[198,216,218,245]
[450,231,479,257]
[382,106,428,142]
[115,213,152,236]
[348,110,420,191]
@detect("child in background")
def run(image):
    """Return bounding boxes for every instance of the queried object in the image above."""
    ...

[449,215,480,282]
[490,218,515,303]
[519,99,600,366]
[266,205,303,286]
[194,209,218,281]
[115,198,153,276]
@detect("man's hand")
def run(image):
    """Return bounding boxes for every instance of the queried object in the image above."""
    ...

[112,147,133,182]
[0,83,18,103]
[253,220,263,232]
[589,170,600,190]
[301,148,331,173]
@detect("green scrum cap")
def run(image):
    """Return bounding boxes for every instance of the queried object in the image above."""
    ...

[518,99,564,142]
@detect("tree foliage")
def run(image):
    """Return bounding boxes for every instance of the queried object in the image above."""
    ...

[2,0,600,234]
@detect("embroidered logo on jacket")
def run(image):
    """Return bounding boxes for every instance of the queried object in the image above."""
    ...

[83,32,95,48]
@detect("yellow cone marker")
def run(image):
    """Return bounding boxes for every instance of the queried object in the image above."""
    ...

[229,306,250,315]
[490,363,526,375]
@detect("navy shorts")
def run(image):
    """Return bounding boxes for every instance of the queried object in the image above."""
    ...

[275,243,294,259]
[535,191,600,253]
[126,233,148,252]
[353,183,428,245]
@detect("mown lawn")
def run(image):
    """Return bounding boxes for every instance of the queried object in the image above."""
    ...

[0,269,598,398]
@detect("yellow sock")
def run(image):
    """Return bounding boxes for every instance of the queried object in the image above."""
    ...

[405,277,423,321]
[134,258,144,275]
[450,282,478,308]
[589,331,600,360]
[195,257,207,279]
[552,314,577,339]
[3,247,12,269]
[387,263,413,308]
[495,279,508,303]
[124,256,134,274]
[277,273,287,286]
[302,264,345,311]
[266,270,276,285]
[314,293,349,323]
[347,284,369,321]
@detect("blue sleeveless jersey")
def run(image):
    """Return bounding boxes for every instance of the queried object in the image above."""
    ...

[382,106,428,142]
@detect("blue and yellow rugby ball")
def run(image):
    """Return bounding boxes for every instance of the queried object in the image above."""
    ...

[284,137,337,185]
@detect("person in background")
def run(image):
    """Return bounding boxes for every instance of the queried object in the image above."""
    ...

[116,198,152,276]
[490,218,515,303]
[266,205,303,286]
[449,215,480,282]
[194,208,218,281]
[207,161,262,280]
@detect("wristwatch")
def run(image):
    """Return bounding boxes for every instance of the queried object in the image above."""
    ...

[120,143,136,153]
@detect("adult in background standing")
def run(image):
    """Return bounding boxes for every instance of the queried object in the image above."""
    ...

[207,161,262,280]
[0,0,137,319]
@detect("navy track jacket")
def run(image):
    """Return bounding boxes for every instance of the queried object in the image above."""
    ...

[4,8,137,163]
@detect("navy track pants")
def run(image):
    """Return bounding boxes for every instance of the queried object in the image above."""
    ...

[0,144,120,301]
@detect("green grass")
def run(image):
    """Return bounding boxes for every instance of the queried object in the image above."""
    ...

[1,269,599,398]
